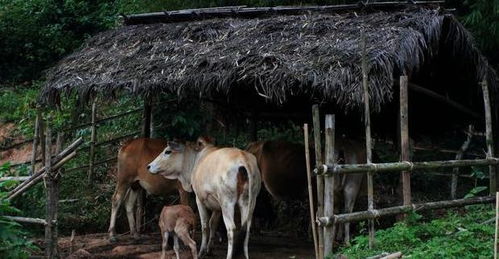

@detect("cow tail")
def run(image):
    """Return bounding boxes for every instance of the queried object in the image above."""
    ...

[234,165,250,257]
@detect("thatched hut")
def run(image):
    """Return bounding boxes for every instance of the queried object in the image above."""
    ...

[39,3,498,142]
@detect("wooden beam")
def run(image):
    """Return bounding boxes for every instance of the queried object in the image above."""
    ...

[88,101,97,184]
[408,83,480,119]
[318,195,495,225]
[124,2,445,25]
[324,158,499,175]
[451,125,474,199]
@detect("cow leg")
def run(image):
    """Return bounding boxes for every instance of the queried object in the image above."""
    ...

[161,231,169,259]
[239,202,253,259]
[173,234,181,259]
[125,188,139,239]
[221,201,236,259]
[196,197,210,258]
[108,181,129,241]
[343,174,363,246]
[207,211,221,255]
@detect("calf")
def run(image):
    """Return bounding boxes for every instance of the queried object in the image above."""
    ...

[148,137,261,259]
[159,205,197,259]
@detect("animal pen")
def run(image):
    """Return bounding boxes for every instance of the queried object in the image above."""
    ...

[5,1,499,258]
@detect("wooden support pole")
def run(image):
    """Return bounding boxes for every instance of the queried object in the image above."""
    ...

[31,113,40,176]
[361,29,375,248]
[44,125,58,258]
[88,101,97,184]
[312,104,324,259]
[323,115,335,255]
[482,80,497,194]
[451,125,474,199]
[304,124,319,259]
[317,195,495,226]
[400,76,411,206]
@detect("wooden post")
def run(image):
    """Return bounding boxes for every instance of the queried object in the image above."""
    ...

[304,124,319,259]
[451,125,474,199]
[362,29,375,248]
[323,115,335,255]
[30,113,40,176]
[87,101,97,184]
[482,80,496,194]
[312,104,324,259]
[400,76,411,206]
[44,125,58,258]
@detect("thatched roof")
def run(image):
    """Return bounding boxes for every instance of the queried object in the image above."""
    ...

[40,5,497,112]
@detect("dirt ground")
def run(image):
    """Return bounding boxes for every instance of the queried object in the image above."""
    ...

[58,232,314,259]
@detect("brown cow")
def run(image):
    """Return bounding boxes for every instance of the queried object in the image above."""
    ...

[159,205,197,259]
[246,139,365,244]
[148,137,261,259]
[108,138,189,241]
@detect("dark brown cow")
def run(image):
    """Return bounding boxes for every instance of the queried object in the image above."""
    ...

[108,138,189,241]
[246,139,366,244]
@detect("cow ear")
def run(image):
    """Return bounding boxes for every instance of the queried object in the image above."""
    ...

[196,136,215,149]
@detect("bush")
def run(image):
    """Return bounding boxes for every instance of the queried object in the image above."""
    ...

[333,205,494,258]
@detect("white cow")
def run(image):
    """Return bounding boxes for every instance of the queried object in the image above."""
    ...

[148,137,261,259]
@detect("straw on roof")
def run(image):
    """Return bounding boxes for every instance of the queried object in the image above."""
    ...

[40,6,497,111]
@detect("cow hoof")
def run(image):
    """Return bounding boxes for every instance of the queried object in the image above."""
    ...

[109,236,118,243]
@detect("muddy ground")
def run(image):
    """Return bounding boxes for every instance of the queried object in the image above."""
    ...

[57,232,314,259]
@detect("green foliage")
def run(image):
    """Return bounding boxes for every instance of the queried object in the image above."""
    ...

[459,0,499,67]
[334,205,495,258]
[0,164,39,259]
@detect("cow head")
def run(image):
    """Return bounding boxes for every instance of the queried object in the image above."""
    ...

[147,141,189,187]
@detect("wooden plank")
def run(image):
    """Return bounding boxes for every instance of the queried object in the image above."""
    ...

[0,176,30,181]
[400,76,411,206]
[323,115,335,255]
[304,123,319,259]
[317,195,496,225]
[362,29,375,248]
[312,104,324,259]
[88,101,97,184]
[482,80,496,194]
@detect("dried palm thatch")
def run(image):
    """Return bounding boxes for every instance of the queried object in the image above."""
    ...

[40,6,497,112]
